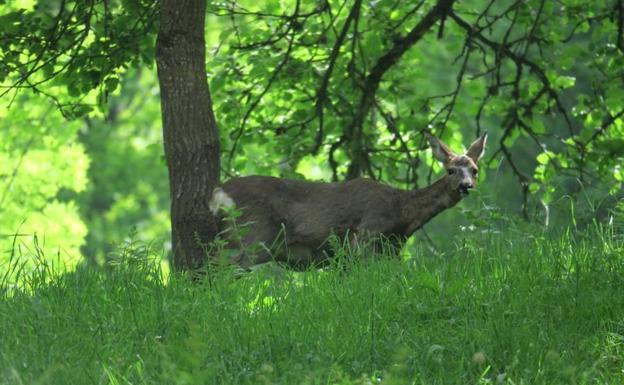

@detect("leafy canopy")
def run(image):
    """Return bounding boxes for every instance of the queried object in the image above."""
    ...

[0,0,623,265]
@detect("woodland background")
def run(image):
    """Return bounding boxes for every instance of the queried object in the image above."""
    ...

[1,0,623,267]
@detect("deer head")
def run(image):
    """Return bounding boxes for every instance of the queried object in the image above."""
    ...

[426,132,488,197]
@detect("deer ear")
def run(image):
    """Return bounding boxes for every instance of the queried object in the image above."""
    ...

[426,133,455,163]
[466,132,488,162]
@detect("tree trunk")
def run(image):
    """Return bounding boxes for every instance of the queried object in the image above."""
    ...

[156,0,220,271]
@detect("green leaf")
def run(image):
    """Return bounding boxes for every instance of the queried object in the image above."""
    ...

[536,152,550,165]
[105,77,120,94]
[554,75,576,89]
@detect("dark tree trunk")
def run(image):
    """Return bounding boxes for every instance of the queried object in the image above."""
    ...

[156,0,220,271]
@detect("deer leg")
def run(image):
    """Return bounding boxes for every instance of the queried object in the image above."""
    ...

[353,222,404,258]
[231,220,283,268]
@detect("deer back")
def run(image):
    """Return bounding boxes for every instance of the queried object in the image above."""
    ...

[215,175,407,247]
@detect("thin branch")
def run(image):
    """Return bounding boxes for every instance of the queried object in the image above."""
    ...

[227,0,302,168]
[585,108,624,145]
[450,11,577,140]
[313,0,363,153]
[617,0,624,53]
[345,0,457,179]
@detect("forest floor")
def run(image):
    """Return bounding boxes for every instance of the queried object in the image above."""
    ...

[1,224,623,385]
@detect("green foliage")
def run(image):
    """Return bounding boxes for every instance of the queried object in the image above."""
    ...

[1,0,624,264]
[1,3,623,382]
[1,226,624,384]
[76,70,170,263]
[205,0,624,210]
[0,70,169,270]
[0,93,88,265]
[0,0,158,118]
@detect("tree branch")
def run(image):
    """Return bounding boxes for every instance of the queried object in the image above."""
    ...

[313,0,363,153]
[449,11,576,140]
[345,0,457,179]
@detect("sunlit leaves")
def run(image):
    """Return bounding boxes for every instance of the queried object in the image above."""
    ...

[74,71,170,262]
[0,0,158,116]
[0,93,89,265]
[204,0,624,219]
[1,0,624,264]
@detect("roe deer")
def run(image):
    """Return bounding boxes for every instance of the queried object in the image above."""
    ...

[209,133,487,269]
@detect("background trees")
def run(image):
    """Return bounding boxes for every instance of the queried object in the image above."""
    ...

[1,0,623,269]
[211,0,624,211]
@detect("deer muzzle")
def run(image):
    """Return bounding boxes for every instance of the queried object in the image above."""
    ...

[458,182,473,196]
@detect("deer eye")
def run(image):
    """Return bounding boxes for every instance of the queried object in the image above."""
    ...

[447,169,455,175]
[472,169,478,176]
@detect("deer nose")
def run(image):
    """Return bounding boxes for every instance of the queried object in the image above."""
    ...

[458,182,473,195]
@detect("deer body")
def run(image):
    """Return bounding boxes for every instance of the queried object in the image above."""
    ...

[210,133,487,269]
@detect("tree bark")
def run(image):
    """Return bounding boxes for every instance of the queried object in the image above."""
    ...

[156,0,220,271]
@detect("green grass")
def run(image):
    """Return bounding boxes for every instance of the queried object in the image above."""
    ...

[1,225,623,385]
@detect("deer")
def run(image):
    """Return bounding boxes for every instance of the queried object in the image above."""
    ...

[209,132,487,270]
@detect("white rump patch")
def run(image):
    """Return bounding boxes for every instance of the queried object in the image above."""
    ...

[209,187,235,214]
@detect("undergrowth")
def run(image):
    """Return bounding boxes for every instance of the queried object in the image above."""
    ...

[1,224,623,384]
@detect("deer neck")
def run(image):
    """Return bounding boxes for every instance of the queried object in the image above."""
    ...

[401,176,462,236]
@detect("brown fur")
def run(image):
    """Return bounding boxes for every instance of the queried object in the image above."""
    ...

[212,133,487,269]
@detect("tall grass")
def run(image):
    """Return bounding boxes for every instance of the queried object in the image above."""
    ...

[1,224,623,384]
